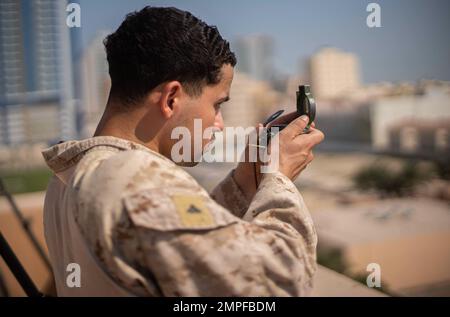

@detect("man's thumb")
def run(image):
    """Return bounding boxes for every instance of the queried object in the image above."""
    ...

[283,115,309,137]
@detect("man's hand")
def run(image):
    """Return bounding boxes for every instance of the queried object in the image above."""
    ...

[275,114,324,180]
[233,112,325,201]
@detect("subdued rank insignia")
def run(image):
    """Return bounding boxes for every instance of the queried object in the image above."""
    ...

[187,204,201,213]
[171,195,214,227]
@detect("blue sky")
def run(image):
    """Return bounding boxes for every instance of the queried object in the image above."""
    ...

[78,0,450,84]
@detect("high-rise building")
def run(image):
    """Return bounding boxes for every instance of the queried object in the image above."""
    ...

[234,35,275,82]
[80,31,111,137]
[0,0,80,145]
[309,47,360,100]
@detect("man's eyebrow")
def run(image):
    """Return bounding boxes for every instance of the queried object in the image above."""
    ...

[216,96,230,103]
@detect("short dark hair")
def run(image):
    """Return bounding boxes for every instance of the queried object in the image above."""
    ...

[104,6,236,105]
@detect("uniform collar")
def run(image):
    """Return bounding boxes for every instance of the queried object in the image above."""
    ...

[42,136,170,173]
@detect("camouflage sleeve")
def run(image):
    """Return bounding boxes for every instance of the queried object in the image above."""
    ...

[118,171,317,296]
[210,170,250,218]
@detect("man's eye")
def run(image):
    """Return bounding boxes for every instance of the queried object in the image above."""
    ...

[214,103,222,111]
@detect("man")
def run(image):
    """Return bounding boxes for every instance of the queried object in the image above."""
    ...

[42,6,324,296]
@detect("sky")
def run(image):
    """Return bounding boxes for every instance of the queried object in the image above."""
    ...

[78,0,450,84]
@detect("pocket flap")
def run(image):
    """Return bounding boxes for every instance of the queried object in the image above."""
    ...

[123,188,238,231]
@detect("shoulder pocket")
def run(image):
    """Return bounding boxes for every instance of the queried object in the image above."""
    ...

[123,188,239,231]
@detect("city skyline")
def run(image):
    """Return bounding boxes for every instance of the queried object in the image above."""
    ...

[0,0,79,144]
[79,0,450,84]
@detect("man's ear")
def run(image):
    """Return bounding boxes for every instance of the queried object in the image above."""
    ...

[158,81,182,119]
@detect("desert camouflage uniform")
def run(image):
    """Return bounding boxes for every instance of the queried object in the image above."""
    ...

[42,136,317,296]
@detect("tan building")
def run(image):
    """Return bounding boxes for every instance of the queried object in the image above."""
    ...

[309,47,360,100]
[221,72,280,128]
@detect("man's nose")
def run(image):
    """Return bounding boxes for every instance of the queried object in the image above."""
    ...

[214,112,224,131]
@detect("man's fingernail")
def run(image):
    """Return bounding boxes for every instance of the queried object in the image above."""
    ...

[300,115,309,123]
